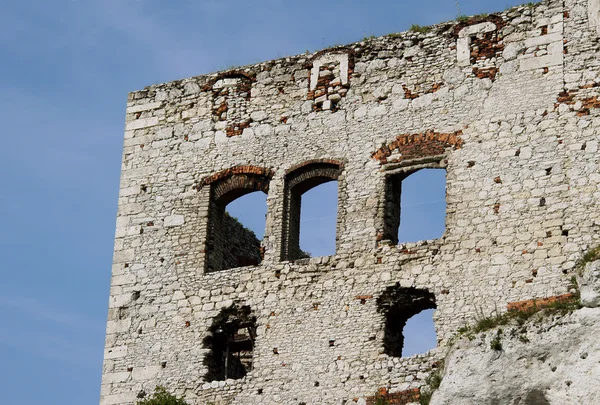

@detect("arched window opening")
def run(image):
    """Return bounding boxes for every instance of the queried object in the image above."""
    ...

[382,168,446,244]
[204,168,272,273]
[299,181,338,258]
[281,161,343,261]
[376,285,437,357]
[203,305,257,382]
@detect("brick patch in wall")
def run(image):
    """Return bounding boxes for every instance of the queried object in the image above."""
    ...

[199,166,275,187]
[402,83,444,100]
[365,388,421,405]
[372,130,463,164]
[472,67,499,81]
[507,293,576,312]
[306,48,355,112]
[205,71,256,137]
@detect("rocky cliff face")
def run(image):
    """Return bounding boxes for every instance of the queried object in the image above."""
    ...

[429,260,600,405]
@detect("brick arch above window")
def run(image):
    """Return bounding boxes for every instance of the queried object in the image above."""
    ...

[200,166,274,273]
[281,159,344,261]
[199,165,274,205]
[285,159,344,194]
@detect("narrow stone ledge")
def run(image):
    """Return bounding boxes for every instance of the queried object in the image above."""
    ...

[125,117,159,131]
[126,102,163,114]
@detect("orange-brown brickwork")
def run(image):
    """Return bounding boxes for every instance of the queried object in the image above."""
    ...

[371,130,463,164]
[365,388,420,405]
[507,293,576,312]
[199,165,275,187]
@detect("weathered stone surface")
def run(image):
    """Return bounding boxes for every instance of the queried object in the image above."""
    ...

[578,260,600,308]
[101,0,600,403]
[430,307,600,405]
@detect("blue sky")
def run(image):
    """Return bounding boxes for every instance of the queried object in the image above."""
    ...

[0,0,523,403]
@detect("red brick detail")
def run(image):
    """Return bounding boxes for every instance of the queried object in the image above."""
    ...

[356,295,373,301]
[557,90,577,105]
[402,85,419,100]
[578,96,600,116]
[285,159,345,175]
[453,15,506,66]
[200,166,275,187]
[371,130,463,164]
[507,293,576,312]
[366,388,421,405]
[402,83,444,100]
[306,48,355,112]
[473,67,499,81]
[225,120,252,137]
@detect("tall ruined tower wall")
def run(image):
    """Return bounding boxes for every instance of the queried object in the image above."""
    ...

[101,0,600,403]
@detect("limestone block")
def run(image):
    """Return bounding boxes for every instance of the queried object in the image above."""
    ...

[250,111,268,122]
[106,319,131,334]
[102,372,130,384]
[104,345,127,359]
[126,102,162,114]
[100,393,137,405]
[125,117,159,131]
[164,214,185,227]
[578,260,600,308]
[132,365,162,381]
[519,53,563,71]
[523,32,562,48]
[589,0,600,33]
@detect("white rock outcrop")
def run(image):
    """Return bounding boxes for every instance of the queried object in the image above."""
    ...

[577,260,600,308]
[430,306,600,405]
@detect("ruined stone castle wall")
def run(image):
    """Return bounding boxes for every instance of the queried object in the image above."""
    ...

[101,0,600,403]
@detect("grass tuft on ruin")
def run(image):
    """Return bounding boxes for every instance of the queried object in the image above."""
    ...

[137,387,189,405]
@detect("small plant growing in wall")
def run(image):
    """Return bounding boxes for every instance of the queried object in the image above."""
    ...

[374,394,390,405]
[409,24,431,34]
[137,387,189,405]
[490,329,503,351]
[419,369,443,405]
[578,245,600,271]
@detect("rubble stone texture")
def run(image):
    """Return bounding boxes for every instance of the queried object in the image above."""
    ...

[578,260,600,307]
[429,306,600,405]
[101,0,600,404]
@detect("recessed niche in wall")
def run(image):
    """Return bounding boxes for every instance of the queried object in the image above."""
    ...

[203,305,257,381]
[377,285,437,357]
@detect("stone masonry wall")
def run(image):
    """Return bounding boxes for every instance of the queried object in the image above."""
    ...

[101,1,600,404]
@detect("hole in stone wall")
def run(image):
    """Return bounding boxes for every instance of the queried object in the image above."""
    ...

[376,285,437,357]
[299,181,338,258]
[207,188,268,273]
[203,304,256,382]
[383,169,446,244]
[401,309,437,357]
